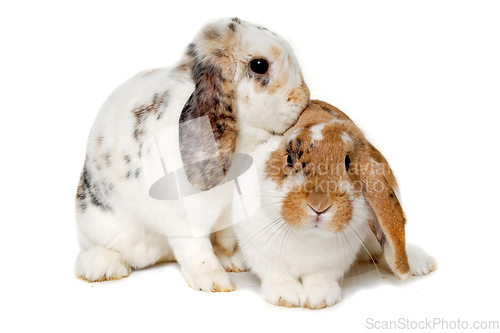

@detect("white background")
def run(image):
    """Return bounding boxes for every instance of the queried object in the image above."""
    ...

[2,0,499,332]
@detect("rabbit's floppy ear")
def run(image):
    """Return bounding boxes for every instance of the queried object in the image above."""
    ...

[358,142,410,280]
[179,20,240,191]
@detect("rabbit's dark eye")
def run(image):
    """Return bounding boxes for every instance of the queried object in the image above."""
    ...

[287,154,294,168]
[249,58,269,75]
[345,155,351,171]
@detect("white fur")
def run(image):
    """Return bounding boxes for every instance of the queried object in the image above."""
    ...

[74,18,309,290]
[341,132,353,144]
[406,244,437,275]
[310,123,326,142]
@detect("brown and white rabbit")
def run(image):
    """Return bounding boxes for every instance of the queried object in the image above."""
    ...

[232,100,436,309]
[74,17,310,291]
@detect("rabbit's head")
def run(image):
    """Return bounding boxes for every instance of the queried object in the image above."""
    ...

[178,18,309,191]
[263,100,410,280]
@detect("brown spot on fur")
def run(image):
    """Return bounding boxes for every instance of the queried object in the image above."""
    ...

[271,46,283,60]
[142,68,160,76]
[277,298,299,308]
[75,269,131,283]
[203,26,222,40]
[287,80,310,104]
[242,95,250,106]
[304,301,328,310]
[312,100,351,121]
[175,62,190,73]
[132,91,169,141]
[212,284,235,292]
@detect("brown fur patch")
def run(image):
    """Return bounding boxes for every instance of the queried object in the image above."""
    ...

[271,46,283,60]
[212,284,235,292]
[304,301,328,310]
[175,62,190,73]
[287,80,310,104]
[203,26,222,40]
[179,35,239,191]
[277,298,299,308]
[132,91,170,141]
[359,154,409,275]
[142,68,160,76]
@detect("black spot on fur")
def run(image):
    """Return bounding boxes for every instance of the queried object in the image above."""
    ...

[257,26,276,36]
[135,143,142,159]
[104,153,112,166]
[187,43,197,59]
[134,168,141,178]
[124,155,131,164]
[204,27,222,40]
[76,163,112,212]
[213,49,225,58]
[228,23,236,32]
[93,159,102,170]
[232,17,242,24]
[286,140,310,175]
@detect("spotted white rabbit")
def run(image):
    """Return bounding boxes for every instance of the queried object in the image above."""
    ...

[74,17,310,291]
[232,100,436,308]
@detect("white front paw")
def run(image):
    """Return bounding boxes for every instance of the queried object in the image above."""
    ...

[300,280,342,310]
[75,247,132,282]
[406,244,437,276]
[214,246,248,273]
[261,278,303,308]
[182,266,235,292]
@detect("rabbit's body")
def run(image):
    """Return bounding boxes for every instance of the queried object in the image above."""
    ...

[74,18,310,290]
[75,65,231,285]
[232,100,436,308]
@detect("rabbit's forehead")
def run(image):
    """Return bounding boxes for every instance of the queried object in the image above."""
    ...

[290,121,354,151]
[198,18,293,62]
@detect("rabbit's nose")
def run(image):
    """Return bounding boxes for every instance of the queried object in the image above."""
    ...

[307,204,332,216]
